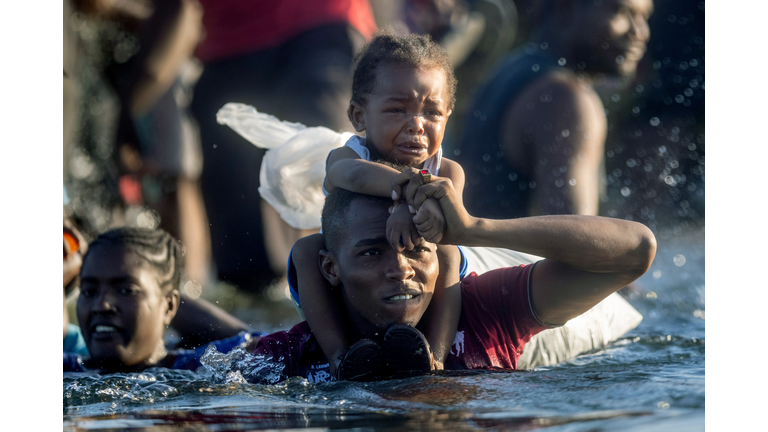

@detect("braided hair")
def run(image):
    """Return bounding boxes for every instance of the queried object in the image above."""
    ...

[83,227,183,293]
[350,28,457,110]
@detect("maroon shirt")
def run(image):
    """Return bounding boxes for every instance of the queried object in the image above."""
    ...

[252,264,549,383]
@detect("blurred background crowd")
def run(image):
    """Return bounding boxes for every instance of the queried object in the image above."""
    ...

[62,0,704,329]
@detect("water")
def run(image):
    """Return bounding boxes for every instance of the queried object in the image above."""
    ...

[63,226,704,431]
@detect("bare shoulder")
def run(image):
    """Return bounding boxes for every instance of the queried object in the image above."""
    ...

[514,71,603,123]
[502,71,606,150]
[438,157,466,195]
[326,145,362,165]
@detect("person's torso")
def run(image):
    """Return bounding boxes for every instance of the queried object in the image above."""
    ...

[455,48,561,219]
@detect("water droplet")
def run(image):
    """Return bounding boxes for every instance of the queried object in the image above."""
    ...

[621,187,631,197]
[650,117,660,126]
[532,64,540,72]
[635,85,644,93]
[540,42,548,50]
[601,42,610,49]
[611,94,621,102]
[653,270,662,278]
[673,254,686,266]
[569,178,577,186]
[561,129,570,137]
[615,55,625,65]
[558,57,567,66]
[646,291,657,299]
[183,280,202,299]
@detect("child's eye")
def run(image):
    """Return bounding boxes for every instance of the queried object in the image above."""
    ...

[80,286,97,298]
[361,249,382,257]
[386,108,405,114]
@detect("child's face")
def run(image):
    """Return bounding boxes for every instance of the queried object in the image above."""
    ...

[77,244,179,369]
[349,65,452,167]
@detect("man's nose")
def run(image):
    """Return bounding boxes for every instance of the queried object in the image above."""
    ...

[386,253,416,281]
[407,114,425,135]
[630,14,650,42]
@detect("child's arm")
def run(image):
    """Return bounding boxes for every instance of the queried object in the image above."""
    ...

[291,233,351,376]
[391,157,466,208]
[415,241,462,369]
[324,147,404,197]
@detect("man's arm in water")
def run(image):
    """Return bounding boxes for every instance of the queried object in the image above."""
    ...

[407,175,657,326]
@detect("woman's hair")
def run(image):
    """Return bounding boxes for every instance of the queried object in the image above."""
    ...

[83,226,183,292]
[351,28,457,110]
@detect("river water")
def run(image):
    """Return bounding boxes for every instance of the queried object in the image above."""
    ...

[63,225,704,431]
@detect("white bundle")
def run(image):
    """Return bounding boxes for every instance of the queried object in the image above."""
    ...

[217,103,353,229]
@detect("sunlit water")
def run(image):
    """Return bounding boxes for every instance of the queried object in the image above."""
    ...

[63,226,704,431]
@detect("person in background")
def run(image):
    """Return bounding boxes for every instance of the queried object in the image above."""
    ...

[107,0,212,285]
[64,227,256,373]
[455,0,653,219]
[189,0,378,292]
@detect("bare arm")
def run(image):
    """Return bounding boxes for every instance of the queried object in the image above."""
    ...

[291,234,352,375]
[415,244,462,368]
[324,147,404,197]
[410,177,656,326]
[501,75,605,216]
[130,0,204,116]
[172,295,250,349]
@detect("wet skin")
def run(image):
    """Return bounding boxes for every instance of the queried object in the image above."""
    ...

[320,199,439,339]
[569,0,653,77]
[77,244,179,370]
[349,65,452,167]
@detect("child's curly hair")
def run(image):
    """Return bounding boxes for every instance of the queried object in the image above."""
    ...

[350,29,457,111]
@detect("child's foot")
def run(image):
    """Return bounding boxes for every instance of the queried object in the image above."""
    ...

[383,324,434,376]
[335,339,385,381]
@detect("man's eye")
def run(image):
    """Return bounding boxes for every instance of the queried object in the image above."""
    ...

[361,249,382,257]
[386,108,405,114]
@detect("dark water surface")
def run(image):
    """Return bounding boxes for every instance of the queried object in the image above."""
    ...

[63,226,704,431]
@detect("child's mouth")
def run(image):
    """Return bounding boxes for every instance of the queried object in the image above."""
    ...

[396,144,427,156]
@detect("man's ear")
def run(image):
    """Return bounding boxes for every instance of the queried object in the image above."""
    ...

[318,250,342,287]
[348,101,367,133]
[163,290,181,326]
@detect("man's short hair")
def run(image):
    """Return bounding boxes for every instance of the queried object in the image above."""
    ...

[321,189,391,255]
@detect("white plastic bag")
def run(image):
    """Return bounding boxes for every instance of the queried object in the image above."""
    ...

[216,103,352,229]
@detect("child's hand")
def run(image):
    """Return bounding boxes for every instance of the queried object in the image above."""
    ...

[391,167,423,205]
[391,168,432,212]
[413,198,446,244]
[387,202,422,251]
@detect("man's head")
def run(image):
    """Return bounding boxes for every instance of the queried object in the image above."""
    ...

[536,0,653,77]
[77,227,182,370]
[320,188,439,337]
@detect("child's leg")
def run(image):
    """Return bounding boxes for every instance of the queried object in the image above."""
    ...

[415,244,462,369]
[291,234,352,375]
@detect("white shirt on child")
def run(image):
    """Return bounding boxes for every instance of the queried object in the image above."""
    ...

[322,135,443,196]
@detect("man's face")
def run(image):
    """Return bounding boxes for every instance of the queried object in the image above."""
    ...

[350,65,452,167]
[77,244,177,369]
[571,0,654,76]
[323,199,439,335]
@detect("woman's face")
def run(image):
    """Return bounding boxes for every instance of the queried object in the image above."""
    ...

[77,244,178,369]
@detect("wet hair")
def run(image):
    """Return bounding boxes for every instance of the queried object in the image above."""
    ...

[83,227,183,293]
[350,29,457,110]
[321,160,408,254]
[321,188,391,255]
